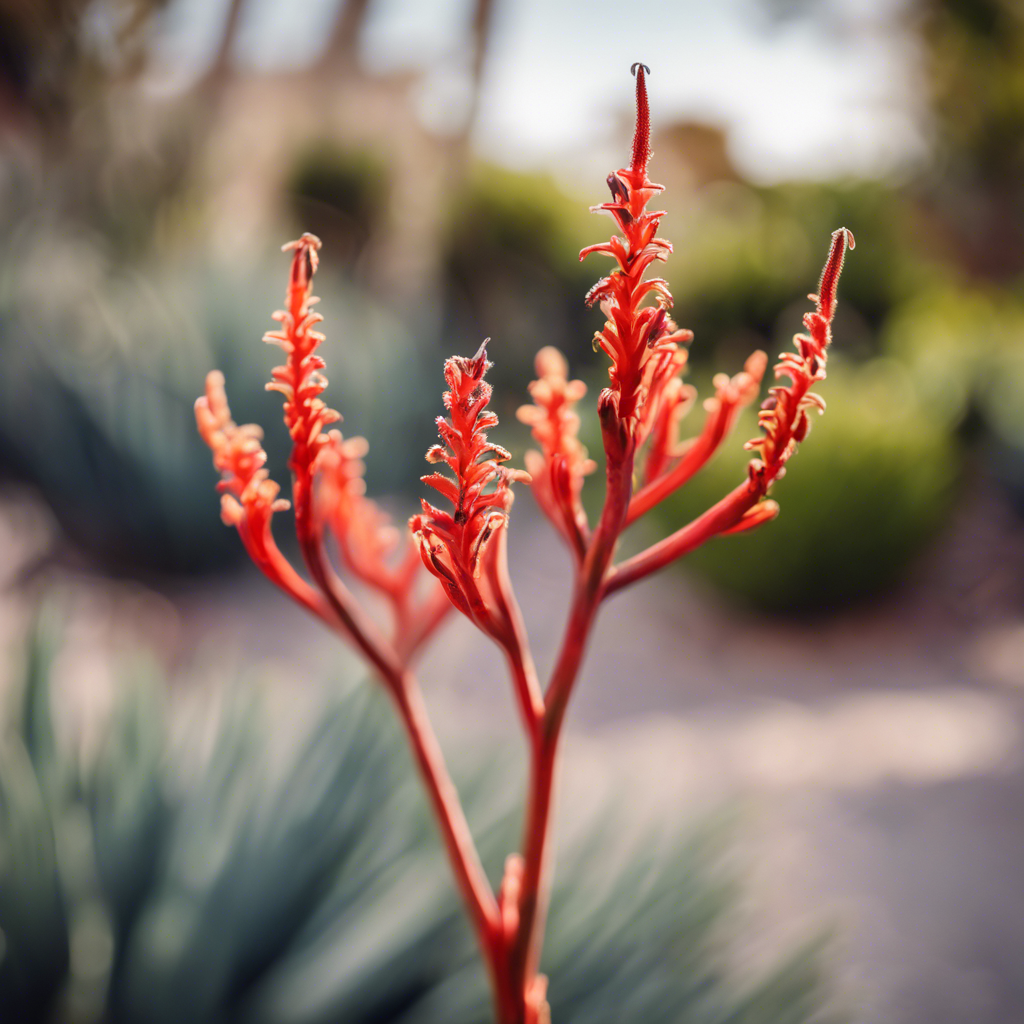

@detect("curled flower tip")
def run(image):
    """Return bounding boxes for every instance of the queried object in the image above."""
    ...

[466,337,491,380]
[282,232,322,296]
[630,62,651,175]
[816,226,855,321]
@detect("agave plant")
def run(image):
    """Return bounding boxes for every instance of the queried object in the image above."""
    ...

[0,607,839,1024]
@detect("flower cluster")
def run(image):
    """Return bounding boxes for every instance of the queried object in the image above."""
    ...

[194,63,854,1024]
[580,63,694,443]
[577,63,769,537]
[410,341,531,639]
[197,234,447,661]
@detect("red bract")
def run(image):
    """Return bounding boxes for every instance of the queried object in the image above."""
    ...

[195,64,853,1024]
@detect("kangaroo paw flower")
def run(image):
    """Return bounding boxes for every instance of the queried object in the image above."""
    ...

[608,227,853,594]
[745,227,855,488]
[410,341,530,635]
[581,63,693,446]
[195,370,329,618]
[263,232,341,516]
[517,347,596,557]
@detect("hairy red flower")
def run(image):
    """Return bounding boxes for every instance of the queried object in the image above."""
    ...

[745,226,856,488]
[263,233,340,505]
[194,65,856,1024]
[410,341,530,633]
[580,63,693,438]
[195,371,329,620]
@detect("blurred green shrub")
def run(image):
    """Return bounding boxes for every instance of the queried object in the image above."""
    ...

[0,609,839,1024]
[882,281,1024,513]
[883,281,1024,443]
[666,179,933,364]
[444,164,597,387]
[648,359,959,613]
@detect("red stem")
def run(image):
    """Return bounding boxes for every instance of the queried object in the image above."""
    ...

[293,483,504,982]
[390,672,502,947]
[626,396,739,525]
[508,440,636,1007]
[607,479,757,594]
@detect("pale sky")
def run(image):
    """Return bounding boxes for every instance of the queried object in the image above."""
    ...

[153,0,925,184]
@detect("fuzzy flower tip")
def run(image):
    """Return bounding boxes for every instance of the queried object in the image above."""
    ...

[516,347,596,552]
[410,341,530,622]
[580,63,694,442]
[746,227,855,491]
[263,232,340,490]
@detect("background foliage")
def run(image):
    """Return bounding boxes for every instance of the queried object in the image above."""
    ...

[0,611,838,1023]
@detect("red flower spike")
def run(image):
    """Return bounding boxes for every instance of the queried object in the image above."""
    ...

[580,62,692,445]
[196,370,289,527]
[196,236,504,1004]
[516,347,596,559]
[195,371,331,622]
[410,340,531,639]
[744,227,855,483]
[630,62,651,176]
[263,232,341,510]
